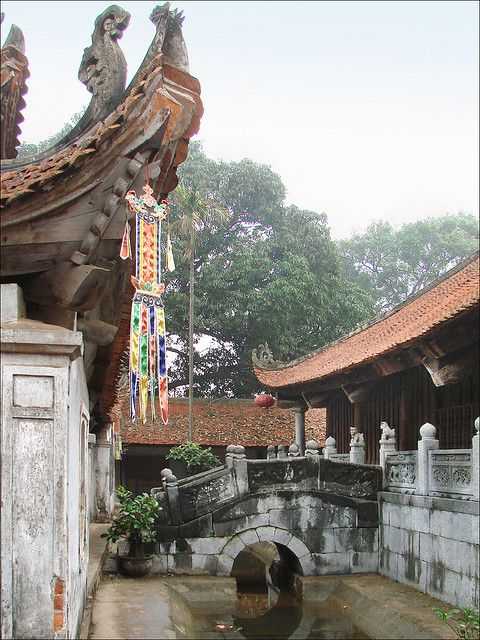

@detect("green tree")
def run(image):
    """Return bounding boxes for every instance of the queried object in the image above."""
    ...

[165,143,373,397]
[339,214,478,314]
[169,183,229,439]
[16,108,86,159]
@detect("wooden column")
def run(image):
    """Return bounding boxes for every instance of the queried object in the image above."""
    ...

[343,383,375,463]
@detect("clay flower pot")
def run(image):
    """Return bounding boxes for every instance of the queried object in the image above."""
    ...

[118,554,153,577]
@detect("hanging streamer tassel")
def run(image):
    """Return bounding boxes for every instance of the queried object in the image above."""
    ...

[166,233,175,272]
[123,184,170,424]
[120,220,131,260]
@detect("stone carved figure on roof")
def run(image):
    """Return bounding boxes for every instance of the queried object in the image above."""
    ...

[252,343,278,369]
[1,14,29,159]
[78,5,131,122]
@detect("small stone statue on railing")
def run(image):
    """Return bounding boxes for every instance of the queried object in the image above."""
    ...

[288,443,300,457]
[350,427,365,465]
[305,439,320,457]
[266,445,276,460]
[379,421,397,470]
[277,444,288,459]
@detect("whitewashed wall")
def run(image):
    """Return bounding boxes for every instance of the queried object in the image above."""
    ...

[1,288,89,640]
[66,357,90,638]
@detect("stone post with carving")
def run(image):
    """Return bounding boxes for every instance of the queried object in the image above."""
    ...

[417,422,439,495]
[323,436,337,459]
[350,427,366,465]
[266,445,276,460]
[277,445,288,459]
[473,417,479,502]
[379,421,397,471]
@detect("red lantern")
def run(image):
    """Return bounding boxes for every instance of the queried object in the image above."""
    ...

[254,394,275,408]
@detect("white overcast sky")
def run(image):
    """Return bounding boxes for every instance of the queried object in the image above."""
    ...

[2,1,478,238]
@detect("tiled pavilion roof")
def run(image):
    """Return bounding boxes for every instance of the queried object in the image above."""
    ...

[121,398,327,447]
[254,253,479,390]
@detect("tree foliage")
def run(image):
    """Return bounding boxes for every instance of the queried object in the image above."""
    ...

[16,108,86,159]
[166,143,373,397]
[338,214,478,314]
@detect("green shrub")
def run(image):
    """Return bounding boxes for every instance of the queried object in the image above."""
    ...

[166,441,220,472]
[434,606,480,640]
[101,486,160,557]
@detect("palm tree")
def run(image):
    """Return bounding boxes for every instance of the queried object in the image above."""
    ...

[170,184,229,440]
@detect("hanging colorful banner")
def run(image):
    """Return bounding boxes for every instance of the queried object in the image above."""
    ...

[121,184,174,424]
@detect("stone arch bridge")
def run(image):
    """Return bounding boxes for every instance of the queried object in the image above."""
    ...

[151,449,382,577]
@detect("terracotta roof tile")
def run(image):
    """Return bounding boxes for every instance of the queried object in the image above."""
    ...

[121,398,326,447]
[255,254,479,389]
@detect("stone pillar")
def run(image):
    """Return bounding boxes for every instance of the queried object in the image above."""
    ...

[293,407,306,456]
[232,446,249,496]
[277,444,288,459]
[379,422,397,471]
[417,422,439,495]
[323,436,337,459]
[92,424,115,522]
[165,474,181,524]
[88,433,97,522]
[473,417,479,502]
[1,284,86,640]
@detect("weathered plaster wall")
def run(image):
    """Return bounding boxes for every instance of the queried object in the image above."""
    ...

[379,492,479,608]
[1,286,89,639]
[146,490,379,577]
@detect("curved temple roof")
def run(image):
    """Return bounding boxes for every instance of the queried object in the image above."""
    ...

[254,253,480,390]
[0,4,203,422]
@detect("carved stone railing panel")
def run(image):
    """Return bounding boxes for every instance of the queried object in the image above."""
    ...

[428,449,473,499]
[178,467,237,522]
[247,458,317,493]
[329,453,350,463]
[384,451,417,494]
[320,460,382,500]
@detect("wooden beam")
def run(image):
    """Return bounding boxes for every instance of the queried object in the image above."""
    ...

[342,382,375,404]
[23,263,111,312]
[422,345,479,387]
[77,319,118,346]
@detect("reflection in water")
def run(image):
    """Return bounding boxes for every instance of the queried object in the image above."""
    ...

[168,582,369,640]
[233,590,302,639]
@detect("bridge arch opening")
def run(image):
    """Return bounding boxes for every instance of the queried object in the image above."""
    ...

[230,539,304,594]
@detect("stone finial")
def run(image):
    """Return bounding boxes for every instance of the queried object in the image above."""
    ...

[166,473,177,485]
[226,444,236,455]
[475,417,479,433]
[305,440,320,457]
[288,443,300,457]
[325,436,335,447]
[160,468,173,484]
[266,445,276,460]
[419,422,437,440]
[277,445,288,459]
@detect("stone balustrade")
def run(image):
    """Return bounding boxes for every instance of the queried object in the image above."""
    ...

[152,445,382,526]
[381,418,479,501]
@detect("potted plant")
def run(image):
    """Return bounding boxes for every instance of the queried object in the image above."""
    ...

[102,485,160,577]
[166,441,221,478]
